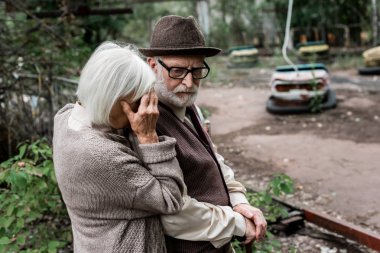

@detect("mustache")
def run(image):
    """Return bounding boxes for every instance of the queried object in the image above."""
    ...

[173,84,198,93]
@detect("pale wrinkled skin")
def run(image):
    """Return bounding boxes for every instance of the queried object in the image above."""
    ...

[121,90,160,144]
[234,204,267,243]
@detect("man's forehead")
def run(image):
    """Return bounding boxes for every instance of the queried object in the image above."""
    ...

[160,55,205,64]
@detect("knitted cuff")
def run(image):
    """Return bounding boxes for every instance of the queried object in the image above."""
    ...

[138,136,177,164]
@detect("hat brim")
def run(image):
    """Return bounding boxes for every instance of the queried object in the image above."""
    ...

[139,47,221,57]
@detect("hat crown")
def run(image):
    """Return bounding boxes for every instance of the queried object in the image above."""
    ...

[150,15,205,49]
[139,15,221,57]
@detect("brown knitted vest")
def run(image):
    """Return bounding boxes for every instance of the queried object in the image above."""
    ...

[157,103,231,253]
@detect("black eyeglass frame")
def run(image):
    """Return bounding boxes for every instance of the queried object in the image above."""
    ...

[157,58,210,80]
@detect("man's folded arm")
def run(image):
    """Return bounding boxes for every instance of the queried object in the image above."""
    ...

[215,152,250,206]
[161,195,246,248]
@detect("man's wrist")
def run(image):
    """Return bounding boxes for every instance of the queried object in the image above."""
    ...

[233,212,246,237]
[230,192,250,207]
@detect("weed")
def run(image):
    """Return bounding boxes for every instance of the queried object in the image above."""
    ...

[233,173,296,253]
[0,139,71,253]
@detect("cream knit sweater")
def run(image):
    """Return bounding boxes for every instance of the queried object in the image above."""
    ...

[53,104,184,253]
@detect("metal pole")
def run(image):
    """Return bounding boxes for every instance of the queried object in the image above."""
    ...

[372,0,378,46]
[282,0,298,75]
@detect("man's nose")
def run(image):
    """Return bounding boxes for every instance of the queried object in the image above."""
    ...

[182,72,194,88]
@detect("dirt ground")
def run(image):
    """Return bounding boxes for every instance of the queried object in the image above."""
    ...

[197,58,380,252]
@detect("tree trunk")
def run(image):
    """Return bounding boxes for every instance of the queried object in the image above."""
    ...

[196,0,210,40]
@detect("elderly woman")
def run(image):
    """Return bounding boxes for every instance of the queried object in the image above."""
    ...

[53,42,185,253]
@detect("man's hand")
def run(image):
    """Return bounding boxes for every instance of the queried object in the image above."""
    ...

[243,217,256,244]
[234,204,267,241]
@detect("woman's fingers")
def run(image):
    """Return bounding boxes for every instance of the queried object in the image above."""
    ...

[150,89,157,104]
[152,91,158,107]
[139,93,150,110]
[121,91,159,144]
[149,91,158,110]
[145,90,159,117]
[120,101,134,120]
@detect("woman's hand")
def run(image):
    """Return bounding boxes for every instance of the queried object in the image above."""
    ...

[121,90,159,144]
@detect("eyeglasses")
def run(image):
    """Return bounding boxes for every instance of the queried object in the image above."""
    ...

[158,58,210,80]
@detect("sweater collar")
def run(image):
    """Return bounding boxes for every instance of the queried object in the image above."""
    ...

[68,102,124,137]
[68,102,92,131]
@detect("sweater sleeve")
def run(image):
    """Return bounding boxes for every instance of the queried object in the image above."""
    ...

[61,134,185,220]
[131,136,185,214]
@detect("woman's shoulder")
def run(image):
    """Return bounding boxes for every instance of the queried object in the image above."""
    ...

[78,129,141,165]
[54,129,144,188]
[55,103,75,119]
[53,104,142,169]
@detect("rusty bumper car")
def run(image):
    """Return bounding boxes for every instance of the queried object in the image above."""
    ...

[297,41,330,63]
[227,45,258,68]
[358,46,380,75]
[266,63,337,114]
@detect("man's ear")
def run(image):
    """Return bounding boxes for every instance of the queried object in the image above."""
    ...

[147,57,157,72]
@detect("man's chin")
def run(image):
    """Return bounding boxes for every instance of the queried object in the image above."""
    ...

[175,92,194,97]
[173,100,193,108]
[157,91,197,108]
[167,96,196,108]
[177,94,197,107]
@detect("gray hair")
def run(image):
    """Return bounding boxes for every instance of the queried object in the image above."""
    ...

[76,41,156,126]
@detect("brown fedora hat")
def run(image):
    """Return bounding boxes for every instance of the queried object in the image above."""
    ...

[139,15,221,57]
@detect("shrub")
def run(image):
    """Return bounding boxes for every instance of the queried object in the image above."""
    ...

[0,139,296,253]
[0,139,71,253]
[233,173,295,253]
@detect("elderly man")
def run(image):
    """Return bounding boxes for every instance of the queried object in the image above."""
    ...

[139,15,267,253]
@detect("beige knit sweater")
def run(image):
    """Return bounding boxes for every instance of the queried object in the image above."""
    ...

[53,104,184,253]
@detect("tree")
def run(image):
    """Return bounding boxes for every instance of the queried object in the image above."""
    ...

[266,0,372,46]
[209,0,261,49]
[0,0,195,160]
[0,0,91,160]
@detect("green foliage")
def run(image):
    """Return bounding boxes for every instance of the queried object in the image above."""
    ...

[267,173,295,198]
[209,0,261,49]
[199,107,211,120]
[0,1,199,160]
[247,173,294,224]
[233,231,283,253]
[266,0,371,29]
[233,173,295,253]
[265,0,372,46]
[309,92,324,114]
[122,2,195,46]
[308,69,324,113]
[0,3,92,160]
[1,0,376,160]
[0,139,71,253]
[209,20,231,49]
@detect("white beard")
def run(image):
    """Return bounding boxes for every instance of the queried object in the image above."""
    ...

[154,78,199,108]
